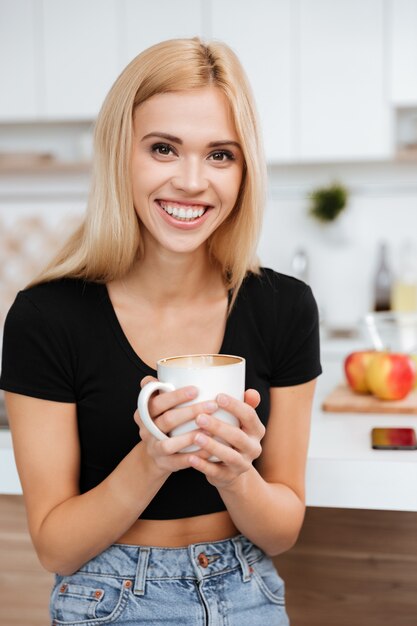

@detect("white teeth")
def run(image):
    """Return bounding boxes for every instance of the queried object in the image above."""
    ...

[159,201,207,221]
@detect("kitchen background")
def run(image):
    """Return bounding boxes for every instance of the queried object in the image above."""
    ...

[1,0,417,334]
[1,1,417,625]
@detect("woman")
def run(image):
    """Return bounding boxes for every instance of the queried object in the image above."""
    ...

[0,38,321,625]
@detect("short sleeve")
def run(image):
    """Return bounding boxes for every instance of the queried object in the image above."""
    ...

[270,284,322,387]
[0,292,76,402]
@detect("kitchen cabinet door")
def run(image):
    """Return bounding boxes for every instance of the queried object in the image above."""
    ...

[389,0,417,105]
[297,0,391,161]
[123,0,203,65]
[211,0,294,163]
[42,0,120,119]
[0,0,38,120]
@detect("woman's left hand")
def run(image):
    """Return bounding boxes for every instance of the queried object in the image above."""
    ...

[188,389,265,488]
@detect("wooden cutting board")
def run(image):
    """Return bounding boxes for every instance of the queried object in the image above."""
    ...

[322,384,417,414]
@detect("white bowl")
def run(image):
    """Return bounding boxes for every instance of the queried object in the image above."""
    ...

[362,312,417,354]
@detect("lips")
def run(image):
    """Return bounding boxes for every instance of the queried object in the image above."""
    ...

[157,200,210,222]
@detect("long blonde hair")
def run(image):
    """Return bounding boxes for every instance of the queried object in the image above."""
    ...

[31,38,266,303]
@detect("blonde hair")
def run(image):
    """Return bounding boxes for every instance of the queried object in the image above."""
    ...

[31,37,266,304]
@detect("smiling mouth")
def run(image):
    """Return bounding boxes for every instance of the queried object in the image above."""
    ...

[157,200,209,222]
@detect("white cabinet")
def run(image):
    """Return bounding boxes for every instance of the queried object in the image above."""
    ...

[211,0,294,163]
[42,0,120,119]
[0,0,38,120]
[123,0,203,65]
[0,0,398,162]
[389,0,417,105]
[296,0,391,161]
[211,0,392,162]
[42,0,204,119]
[0,0,204,123]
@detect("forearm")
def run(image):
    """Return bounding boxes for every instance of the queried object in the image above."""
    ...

[218,465,305,556]
[35,442,168,575]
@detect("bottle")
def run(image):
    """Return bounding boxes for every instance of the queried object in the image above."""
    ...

[373,242,392,312]
[392,240,417,312]
[291,248,309,283]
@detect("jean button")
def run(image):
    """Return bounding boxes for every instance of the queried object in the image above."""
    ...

[198,552,209,568]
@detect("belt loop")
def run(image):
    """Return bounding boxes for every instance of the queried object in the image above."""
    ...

[134,547,150,596]
[232,536,251,583]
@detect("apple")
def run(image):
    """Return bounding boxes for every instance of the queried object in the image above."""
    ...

[365,352,416,400]
[410,354,417,389]
[344,351,375,393]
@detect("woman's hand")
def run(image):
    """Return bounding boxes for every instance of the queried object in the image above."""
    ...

[134,376,217,474]
[188,389,265,489]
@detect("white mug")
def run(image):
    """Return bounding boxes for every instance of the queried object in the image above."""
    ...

[137,354,245,461]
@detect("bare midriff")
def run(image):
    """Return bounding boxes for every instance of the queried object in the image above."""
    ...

[116,510,239,547]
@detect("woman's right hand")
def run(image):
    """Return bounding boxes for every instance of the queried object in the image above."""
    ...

[134,376,218,473]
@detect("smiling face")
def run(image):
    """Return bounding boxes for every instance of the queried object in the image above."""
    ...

[131,86,244,257]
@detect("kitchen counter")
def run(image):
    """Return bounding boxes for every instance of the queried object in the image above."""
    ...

[1,338,417,510]
[307,339,417,511]
[0,431,20,494]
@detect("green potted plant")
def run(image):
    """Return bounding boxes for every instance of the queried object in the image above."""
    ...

[308,181,349,223]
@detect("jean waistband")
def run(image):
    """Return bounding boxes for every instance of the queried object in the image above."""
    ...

[76,535,265,594]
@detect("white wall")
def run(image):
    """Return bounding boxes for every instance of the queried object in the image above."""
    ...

[259,161,417,330]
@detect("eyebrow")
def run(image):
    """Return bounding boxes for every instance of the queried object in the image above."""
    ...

[141,132,241,150]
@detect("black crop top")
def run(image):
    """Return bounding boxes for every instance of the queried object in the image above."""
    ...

[0,268,321,519]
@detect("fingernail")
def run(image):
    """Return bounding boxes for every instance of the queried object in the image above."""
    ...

[217,393,229,407]
[195,433,207,445]
[203,401,218,412]
[185,386,198,398]
[196,414,209,426]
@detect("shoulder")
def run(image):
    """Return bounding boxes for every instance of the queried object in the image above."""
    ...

[243,270,321,386]
[0,279,98,400]
[5,279,104,341]
[17,278,103,317]
[236,267,319,336]
[239,267,310,305]
[3,277,106,358]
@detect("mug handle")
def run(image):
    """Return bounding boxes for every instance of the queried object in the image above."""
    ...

[137,381,176,441]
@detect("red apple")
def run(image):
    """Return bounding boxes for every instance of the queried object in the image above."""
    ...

[410,354,417,389]
[344,351,375,393]
[365,352,416,400]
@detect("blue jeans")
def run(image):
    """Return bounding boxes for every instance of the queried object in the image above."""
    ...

[49,534,289,625]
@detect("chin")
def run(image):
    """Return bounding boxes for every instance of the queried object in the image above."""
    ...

[158,233,211,255]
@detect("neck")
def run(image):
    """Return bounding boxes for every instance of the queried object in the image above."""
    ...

[121,245,225,307]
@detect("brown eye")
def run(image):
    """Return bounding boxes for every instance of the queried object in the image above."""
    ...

[152,143,175,156]
[210,150,235,162]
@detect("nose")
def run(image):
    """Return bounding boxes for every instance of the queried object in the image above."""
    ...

[171,157,209,194]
